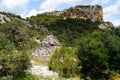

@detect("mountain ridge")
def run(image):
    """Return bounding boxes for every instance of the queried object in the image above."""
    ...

[44,5,103,22]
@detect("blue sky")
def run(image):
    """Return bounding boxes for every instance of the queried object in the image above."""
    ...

[0,0,120,26]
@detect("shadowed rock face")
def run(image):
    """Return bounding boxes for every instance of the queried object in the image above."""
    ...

[32,35,60,59]
[44,5,103,22]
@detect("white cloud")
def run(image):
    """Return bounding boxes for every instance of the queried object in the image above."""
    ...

[39,0,92,12]
[23,9,44,18]
[25,0,92,17]
[0,0,29,14]
[25,0,110,17]
[92,0,111,4]
[32,0,37,2]
[1,0,119,26]
[112,19,120,26]
[40,0,61,12]
[39,0,111,12]
[103,0,120,26]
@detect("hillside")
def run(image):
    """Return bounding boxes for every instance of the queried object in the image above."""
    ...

[0,5,120,80]
[27,5,104,47]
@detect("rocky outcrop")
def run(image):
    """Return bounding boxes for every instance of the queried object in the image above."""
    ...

[32,35,60,59]
[99,22,114,29]
[0,13,11,24]
[45,5,103,22]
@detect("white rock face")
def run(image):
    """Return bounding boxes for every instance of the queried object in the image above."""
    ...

[31,66,58,77]
[45,5,103,22]
[42,35,60,46]
[32,35,60,59]
[0,13,11,24]
[99,22,114,29]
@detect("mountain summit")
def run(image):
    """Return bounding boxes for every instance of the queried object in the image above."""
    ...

[44,5,103,22]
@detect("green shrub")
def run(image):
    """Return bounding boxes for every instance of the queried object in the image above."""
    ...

[0,50,31,78]
[48,43,81,78]
[77,30,120,79]
[1,73,38,80]
[27,15,100,47]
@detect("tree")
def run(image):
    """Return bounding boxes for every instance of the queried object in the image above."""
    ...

[0,50,31,78]
[48,43,81,77]
[77,30,120,79]
[78,31,109,79]
[104,31,120,72]
[0,33,31,78]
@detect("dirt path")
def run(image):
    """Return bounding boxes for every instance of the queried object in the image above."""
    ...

[31,65,58,78]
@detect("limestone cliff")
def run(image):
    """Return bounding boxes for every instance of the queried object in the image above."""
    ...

[44,5,103,22]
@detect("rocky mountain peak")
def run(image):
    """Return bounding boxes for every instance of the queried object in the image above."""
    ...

[44,5,103,22]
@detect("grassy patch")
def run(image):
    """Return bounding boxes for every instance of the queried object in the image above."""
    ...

[109,74,120,80]
[31,58,49,66]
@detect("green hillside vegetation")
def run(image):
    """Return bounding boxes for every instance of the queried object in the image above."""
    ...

[49,29,120,80]
[77,30,120,79]
[0,13,48,79]
[28,14,120,79]
[48,43,81,78]
[0,12,120,80]
[0,12,22,19]
[27,14,101,47]
[27,14,63,25]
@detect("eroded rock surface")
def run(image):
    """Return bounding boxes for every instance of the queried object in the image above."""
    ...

[32,35,60,59]
[45,5,103,22]
[0,13,11,24]
[99,22,114,29]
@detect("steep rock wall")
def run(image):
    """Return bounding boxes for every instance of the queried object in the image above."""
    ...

[45,5,103,22]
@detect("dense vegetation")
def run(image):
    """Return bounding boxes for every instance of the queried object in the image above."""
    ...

[27,14,120,79]
[78,29,120,79]
[0,14,46,79]
[0,12,120,80]
[27,14,101,47]
[49,43,80,78]
[49,29,120,80]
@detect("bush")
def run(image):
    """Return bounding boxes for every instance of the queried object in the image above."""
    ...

[1,73,38,80]
[77,30,120,79]
[48,43,81,78]
[0,33,31,78]
[0,50,31,78]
